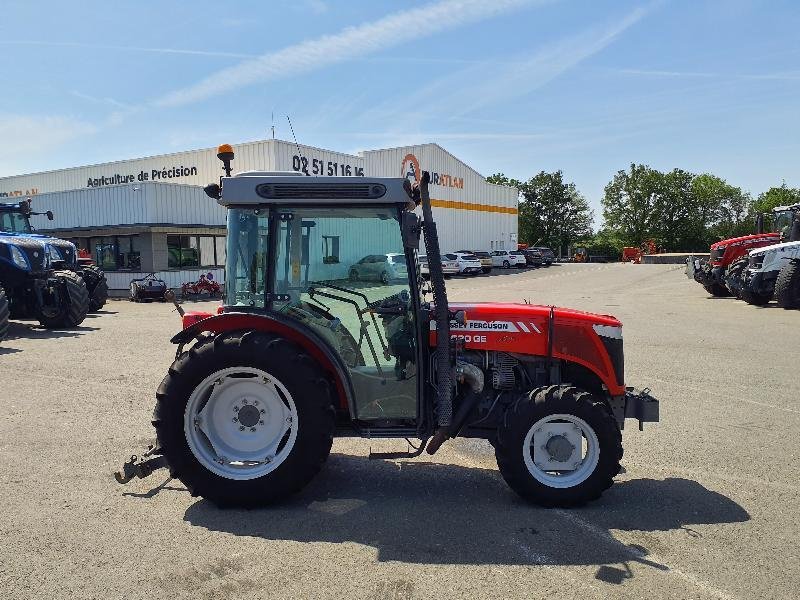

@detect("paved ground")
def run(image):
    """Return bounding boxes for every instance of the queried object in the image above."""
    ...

[1,263,798,600]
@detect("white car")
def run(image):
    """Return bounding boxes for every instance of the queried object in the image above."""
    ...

[491,250,526,268]
[446,252,483,275]
[419,255,459,278]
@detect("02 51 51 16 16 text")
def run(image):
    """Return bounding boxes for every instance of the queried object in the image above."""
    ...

[292,155,364,177]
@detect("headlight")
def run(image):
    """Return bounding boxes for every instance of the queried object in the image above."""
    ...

[45,244,63,268]
[10,245,30,270]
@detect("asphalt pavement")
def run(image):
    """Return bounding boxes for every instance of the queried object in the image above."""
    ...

[1,263,798,600]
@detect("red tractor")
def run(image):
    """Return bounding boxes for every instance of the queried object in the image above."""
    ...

[687,213,781,297]
[115,145,659,508]
[181,272,222,299]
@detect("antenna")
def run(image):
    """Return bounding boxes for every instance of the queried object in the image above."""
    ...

[287,115,303,161]
[271,111,275,140]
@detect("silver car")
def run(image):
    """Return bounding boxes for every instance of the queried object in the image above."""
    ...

[349,253,408,284]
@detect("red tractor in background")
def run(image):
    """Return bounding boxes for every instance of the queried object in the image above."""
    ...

[622,239,659,264]
[181,272,222,299]
[115,144,659,509]
[687,213,781,297]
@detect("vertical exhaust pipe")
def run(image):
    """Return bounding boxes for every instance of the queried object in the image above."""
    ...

[417,171,454,453]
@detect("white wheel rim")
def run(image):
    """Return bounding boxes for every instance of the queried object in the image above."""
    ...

[184,367,298,480]
[522,413,600,488]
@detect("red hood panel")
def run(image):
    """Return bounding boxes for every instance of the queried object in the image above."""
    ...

[710,233,779,249]
[447,302,621,327]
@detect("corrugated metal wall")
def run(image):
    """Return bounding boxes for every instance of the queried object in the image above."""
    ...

[363,144,518,252]
[27,182,225,230]
[9,139,518,253]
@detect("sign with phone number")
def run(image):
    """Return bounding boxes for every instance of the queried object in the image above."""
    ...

[292,155,364,177]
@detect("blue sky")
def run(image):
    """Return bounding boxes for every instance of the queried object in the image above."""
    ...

[1,0,798,223]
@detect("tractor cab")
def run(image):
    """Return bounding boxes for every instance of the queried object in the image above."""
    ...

[218,172,424,425]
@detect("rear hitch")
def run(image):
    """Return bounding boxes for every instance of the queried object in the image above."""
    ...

[114,445,168,484]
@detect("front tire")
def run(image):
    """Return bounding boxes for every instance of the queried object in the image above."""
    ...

[703,282,731,297]
[774,260,800,309]
[741,288,771,306]
[495,385,622,507]
[37,270,90,328]
[724,258,748,298]
[349,269,359,282]
[154,331,335,508]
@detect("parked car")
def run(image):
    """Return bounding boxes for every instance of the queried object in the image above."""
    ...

[523,248,543,267]
[419,255,459,278]
[491,250,526,268]
[458,250,492,273]
[446,252,483,274]
[510,250,529,267]
[349,253,408,284]
[532,246,555,266]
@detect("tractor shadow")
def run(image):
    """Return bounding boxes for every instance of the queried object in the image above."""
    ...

[182,454,749,569]
[4,321,99,340]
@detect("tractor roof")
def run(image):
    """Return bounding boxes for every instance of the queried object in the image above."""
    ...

[218,174,413,207]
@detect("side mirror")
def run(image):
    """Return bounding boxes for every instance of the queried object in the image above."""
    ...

[46,211,54,221]
[401,212,421,249]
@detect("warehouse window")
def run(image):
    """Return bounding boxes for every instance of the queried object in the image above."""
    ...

[71,235,142,271]
[322,235,340,264]
[167,235,226,269]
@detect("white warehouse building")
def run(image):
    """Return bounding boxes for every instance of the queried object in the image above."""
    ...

[0,139,518,290]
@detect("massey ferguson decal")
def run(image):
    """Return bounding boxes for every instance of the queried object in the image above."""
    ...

[430,319,542,334]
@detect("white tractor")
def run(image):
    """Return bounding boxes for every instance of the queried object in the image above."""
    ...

[739,204,800,306]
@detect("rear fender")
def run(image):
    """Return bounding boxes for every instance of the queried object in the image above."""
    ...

[171,311,354,415]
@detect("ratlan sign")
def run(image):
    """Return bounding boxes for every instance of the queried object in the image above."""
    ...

[87,165,198,188]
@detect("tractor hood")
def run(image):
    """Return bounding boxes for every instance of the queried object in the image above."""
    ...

[446,302,621,328]
[431,302,625,396]
[749,239,800,257]
[0,231,77,268]
[710,233,779,250]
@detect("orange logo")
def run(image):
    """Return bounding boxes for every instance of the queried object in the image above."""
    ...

[400,152,464,189]
[401,153,420,184]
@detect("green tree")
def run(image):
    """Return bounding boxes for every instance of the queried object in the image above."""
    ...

[692,174,753,241]
[490,171,593,253]
[752,183,800,231]
[601,164,662,247]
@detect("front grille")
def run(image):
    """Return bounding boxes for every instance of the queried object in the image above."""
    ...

[256,183,386,200]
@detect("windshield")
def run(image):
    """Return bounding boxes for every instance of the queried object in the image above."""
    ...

[444,253,458,260]
[510,251,524,256]
[0,210,32,234]
[774,210,794,235]
[473,251,490,258]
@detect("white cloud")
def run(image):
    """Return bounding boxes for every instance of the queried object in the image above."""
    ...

[0,114,97,175]
[153,0,551,108]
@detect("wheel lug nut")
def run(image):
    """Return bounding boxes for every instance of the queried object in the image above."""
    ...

[239,426,245,431]
[232,417,238,422]
[233,406,239,411]
[242,399,248,405]
[260,409,265,414]
[250,427,256,432]
[253,400,259,406]
[259,420,264,425]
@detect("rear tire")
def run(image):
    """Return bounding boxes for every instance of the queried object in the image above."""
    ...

[37,270,90,328]
[774,260,800,309]
[741,288,771,306]
[0,284,9,342]
[703,282,731,297]
[349,269,359,281]
[724,258,748,298]
[81,264,108,311]
[154,331,335,508]
[495,385,622,507]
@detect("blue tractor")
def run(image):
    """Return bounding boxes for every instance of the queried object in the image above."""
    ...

[0,199,104,338]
